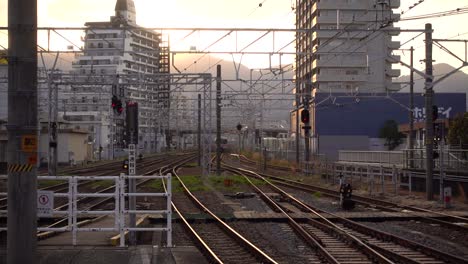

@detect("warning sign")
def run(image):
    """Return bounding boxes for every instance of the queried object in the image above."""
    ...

[37,191,54,217]
[21,135,37,152]
[28,154,37,165]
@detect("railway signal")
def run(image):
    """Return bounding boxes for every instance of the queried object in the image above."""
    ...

[301,109,310,123]
[126,101,139,144]
[111,95,123,115]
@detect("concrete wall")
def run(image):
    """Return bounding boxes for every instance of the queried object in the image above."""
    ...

[38,130,91,165]
[318,135,369,161]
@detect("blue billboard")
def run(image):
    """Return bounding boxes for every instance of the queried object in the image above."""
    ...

[314,93,466,137]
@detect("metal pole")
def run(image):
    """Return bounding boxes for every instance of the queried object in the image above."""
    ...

[7,0,38,262]
[409,46,415,168]
[295,88,300,165]
[197,94,201,166]
[128,138,136,245]
[304,76,312,169]
[424,23,434,200]
[216,65,221,176]
[439,124,445,202]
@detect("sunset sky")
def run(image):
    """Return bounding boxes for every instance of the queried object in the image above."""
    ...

[0,0,467,73]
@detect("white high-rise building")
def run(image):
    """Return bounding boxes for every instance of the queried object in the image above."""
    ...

[63,0,170,159]
[295,0,401,96]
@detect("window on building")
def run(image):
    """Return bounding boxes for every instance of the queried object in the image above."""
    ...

[98,42,103,48]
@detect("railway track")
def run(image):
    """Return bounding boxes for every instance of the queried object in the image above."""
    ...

[225,163,468,264]
[237,155,468,231]
[162,162,278,263]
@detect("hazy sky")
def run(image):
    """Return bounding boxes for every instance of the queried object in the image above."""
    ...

[0,0,468,73]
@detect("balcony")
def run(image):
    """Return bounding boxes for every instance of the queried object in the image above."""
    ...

[312,1,368,13]
[386,68,401,78]
[386,54,401,63]
[313,73,367,83]
[388,41,400,50]
[313,57,367,69]
[386,82,401,91]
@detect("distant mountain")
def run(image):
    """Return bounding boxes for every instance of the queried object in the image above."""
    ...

[49,52,295,128]
[397,63,468,93]
[171,54,295,127]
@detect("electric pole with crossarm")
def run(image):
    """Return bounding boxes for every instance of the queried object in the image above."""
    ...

[7,0,38,263]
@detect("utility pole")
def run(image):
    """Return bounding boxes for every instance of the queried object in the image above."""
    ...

[197,94,201,166]
[304,76,312,165]
[424,23,434,200]
[295,88,300,165]
[216,65,221,176]
[439,123,445,202]
[8,0,38,263]
[409,46,415,168]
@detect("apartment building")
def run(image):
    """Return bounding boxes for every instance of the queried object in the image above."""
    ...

[65,0,170,158]
[295,0,401,97]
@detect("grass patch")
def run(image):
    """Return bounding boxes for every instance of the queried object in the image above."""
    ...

[142,176,207,192]
[143,180,164,190]
[176,175,208,192]
[184,162,198,168]
[313,191,322,198]
[209,174,266,191]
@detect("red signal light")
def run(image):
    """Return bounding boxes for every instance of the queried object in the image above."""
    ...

[301,109,310,123]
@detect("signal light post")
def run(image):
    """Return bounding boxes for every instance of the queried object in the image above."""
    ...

[126,101,138,245]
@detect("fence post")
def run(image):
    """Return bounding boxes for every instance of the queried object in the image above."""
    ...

[166,173,172,247]
[359,166,362,187]
[114,175,120,230]
[119,173,126,247]
[392,165,397,195]
[409,171,412,194]
[380,165,385,195]
[68,176,73,232]
[72,177,78,246]
[332,162,336,185]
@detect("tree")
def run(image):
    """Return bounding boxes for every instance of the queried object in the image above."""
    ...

[379,119,405,150]
[448,112,468,148]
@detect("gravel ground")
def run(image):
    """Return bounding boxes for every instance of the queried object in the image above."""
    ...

[230,221,322,264]
[363,220,468,259]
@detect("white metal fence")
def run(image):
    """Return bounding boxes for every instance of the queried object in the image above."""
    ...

[0,173,172,247]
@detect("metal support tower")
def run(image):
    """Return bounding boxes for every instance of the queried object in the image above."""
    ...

[216,65,222,176]
[201,75,212,176]
[7,0,38,263]
[48,81,58,176]
[409,46,415,168]
[424,23,434,200]
[198,94,201,166]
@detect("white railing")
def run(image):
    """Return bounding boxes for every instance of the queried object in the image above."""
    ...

[0,173,172,247]
[339,150,404,165]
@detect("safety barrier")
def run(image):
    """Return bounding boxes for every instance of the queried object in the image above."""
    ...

[0,173,172,247]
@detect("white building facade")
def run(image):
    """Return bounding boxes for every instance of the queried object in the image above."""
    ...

[295,0,401,97]
[64,0,170,159]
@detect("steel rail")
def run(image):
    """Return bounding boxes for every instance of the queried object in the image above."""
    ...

[257,171,468,232]
[170,165,278,263]
[239,155,468,228]
[225,164,393,264]
[228,164,468,264]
